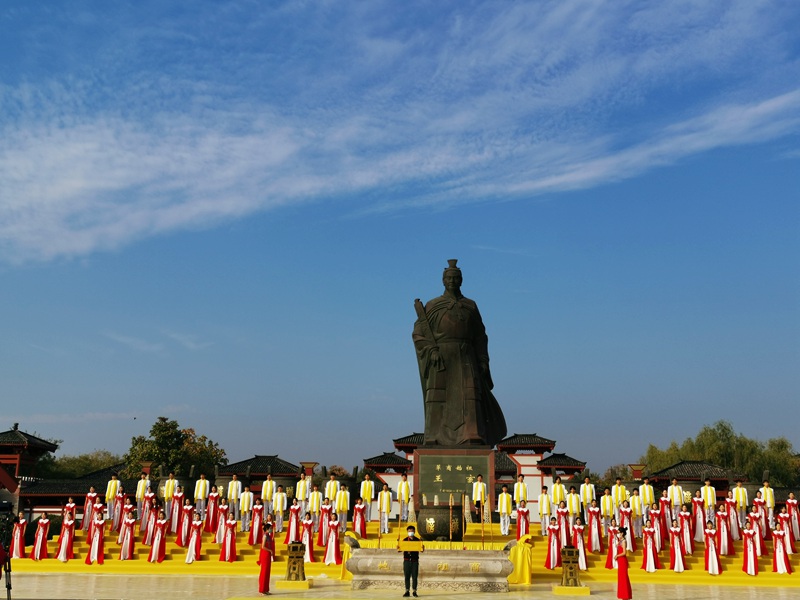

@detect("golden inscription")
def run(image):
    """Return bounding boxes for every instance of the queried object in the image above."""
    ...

[437,562,450,571]
[378,561,389,571]
[470,562,480,573]
[426,518,436,534]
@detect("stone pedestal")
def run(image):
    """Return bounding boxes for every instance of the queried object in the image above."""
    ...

[347,548,513,593]
[413,447,494,541]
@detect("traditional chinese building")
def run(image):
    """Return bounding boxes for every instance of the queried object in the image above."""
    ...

[218,454,302,498]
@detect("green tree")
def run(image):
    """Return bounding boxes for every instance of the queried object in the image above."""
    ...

[122,417,227,479]
[38,449,123,479]
[639,420,799,487]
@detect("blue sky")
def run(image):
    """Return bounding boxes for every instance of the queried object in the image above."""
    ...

[1,1,798,475]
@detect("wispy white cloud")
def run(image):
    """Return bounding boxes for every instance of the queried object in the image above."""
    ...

[0,1,798,263]
[103,331,165,355]
[164,331,213,351]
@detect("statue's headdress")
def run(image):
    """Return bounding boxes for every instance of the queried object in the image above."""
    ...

[443,258,461,276]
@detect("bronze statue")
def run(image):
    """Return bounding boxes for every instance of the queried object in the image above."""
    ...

[413,259,507,447]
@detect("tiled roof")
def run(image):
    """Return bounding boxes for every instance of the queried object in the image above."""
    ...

[219,455,300,476]
[0,428,59,451]
[20,476,138,497]
[79,463,128,480]
[645,460,746,481]
[536,453,586,468]
[497,433,556,450]
[494,451,516,472]
[392,433,424,446]
[363,452,413,467]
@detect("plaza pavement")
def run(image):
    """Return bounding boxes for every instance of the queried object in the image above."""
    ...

[10,574,800,600]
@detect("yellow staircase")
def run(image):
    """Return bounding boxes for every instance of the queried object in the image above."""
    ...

[14,521,799,587]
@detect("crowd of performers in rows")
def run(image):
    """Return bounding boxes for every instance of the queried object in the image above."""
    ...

[513,476,799,577]
[6,470,411,567]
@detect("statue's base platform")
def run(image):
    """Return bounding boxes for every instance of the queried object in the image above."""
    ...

[553,583,591,595]
[346,548,512,593]
[274,579,313,590]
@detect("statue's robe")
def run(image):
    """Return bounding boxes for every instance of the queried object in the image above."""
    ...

[413,293,506,446]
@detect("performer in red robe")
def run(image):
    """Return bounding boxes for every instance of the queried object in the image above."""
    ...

[142,500,158,546]
[649,504,663,552]
[30,514,50,560]
[691,492,705,543]
[323,515,342,565]
[63,498,77,523]
[618,502,637,552]
[658,492,671,534]
[748,507,769,556]
[317,501,332,547]
[556,502,570,548]
[82,487,98,531]
[616,528,632,600]
[544,518,561,570]
[742,521,759,575]
[10,513,27,559]
[249,500,265,546]
[284,499,302,544]
[753,492,767,535]
[220,517,238,562]
[176,498,193,547]
[352,499,367,539]
[170,486,185,534]
[668,521,685,572]
[118,514,136,560]
[572,518,587,571]
[640,520,661,572]
[185,513,203,564]
[215,500,229,543]
[716,504,735,556]
[55,511,75,563]
[704,522,722,575]
[301,513,316,563]
[258,523,276,594]
[148,512,169,563]
[605,520,620,569]
[90,498,104,536]
[777,507,796,553]
[517,501,530,540]
[112,486,126,532]
[587,501,604,553]
[204,485,220,534]
[787,492,800,540]
[772,524,793,574]
[85,513,105,564]
[140,489,154,533]
[678,505,694,554]
[725,491,741,541]
[120,497,135,529]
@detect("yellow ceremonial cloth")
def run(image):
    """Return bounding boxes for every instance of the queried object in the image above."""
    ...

[507,534,534,584]
[398,481,410,503]
[538,494,550,517]
[640,484,654,505]
[498,493,512,514]
[702,485,715,509]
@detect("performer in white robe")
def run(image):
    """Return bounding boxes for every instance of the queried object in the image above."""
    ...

[377,484,393,534]
[359,475,375,522]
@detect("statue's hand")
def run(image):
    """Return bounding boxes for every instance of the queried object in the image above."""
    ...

[430,349,444,370]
